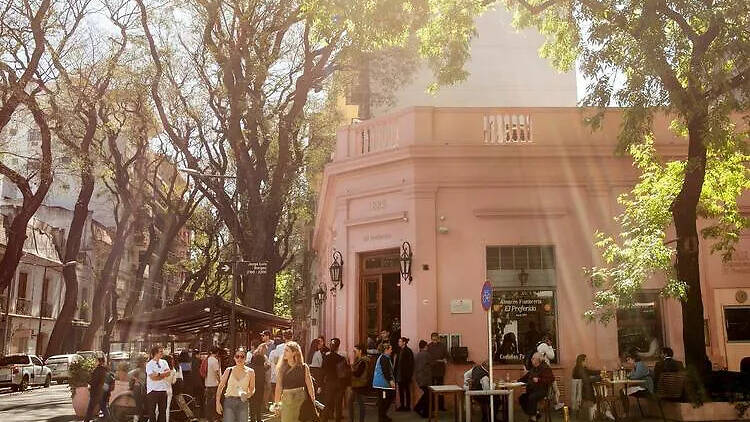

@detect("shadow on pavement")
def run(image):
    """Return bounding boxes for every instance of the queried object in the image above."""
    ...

[47,417,78,422]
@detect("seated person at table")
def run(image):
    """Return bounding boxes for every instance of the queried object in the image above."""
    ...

[653,347,684,385]
[572,354,600,402]
[624,350,654,396]
[518,353,553,422]
[463,361,500,422]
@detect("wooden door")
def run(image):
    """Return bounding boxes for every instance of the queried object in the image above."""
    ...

[361,275,382,345]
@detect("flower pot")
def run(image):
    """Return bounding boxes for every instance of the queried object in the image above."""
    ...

[72,386,96,417]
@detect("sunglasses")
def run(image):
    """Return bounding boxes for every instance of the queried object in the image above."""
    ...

[235,354,246,359]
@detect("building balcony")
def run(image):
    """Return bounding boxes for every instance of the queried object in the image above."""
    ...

[334,106,687,161]
[41,302,53,318]
[15,298,31,316]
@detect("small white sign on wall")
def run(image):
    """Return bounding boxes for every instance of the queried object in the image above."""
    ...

[450,299,473,314]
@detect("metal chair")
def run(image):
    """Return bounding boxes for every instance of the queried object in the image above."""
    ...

[654,372,686,422]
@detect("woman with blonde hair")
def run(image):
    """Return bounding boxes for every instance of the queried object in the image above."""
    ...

[273,341,316,422]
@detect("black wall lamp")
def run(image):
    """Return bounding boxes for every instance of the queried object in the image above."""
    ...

[518,268,529,286]
[400,241,413,284]
[313,284,327,311]
[329,250,344,289]
[329,284,337,298]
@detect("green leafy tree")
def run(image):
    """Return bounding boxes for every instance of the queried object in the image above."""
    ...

[134,0,475,311]
[442,0,750,378]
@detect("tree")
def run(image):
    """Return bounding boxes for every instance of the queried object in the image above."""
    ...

[465,0,750,377]
[0,0,56,295]
[135,0,474,311]
[44,0,133,356]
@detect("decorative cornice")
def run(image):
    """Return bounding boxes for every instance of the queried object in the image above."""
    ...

[345,211,408,228]
[473,208,567,219]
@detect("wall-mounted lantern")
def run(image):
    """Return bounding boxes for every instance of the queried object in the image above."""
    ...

[313,284,327,311]
[518,268,529,286]
[329,250,344,289]
[400,241,413,284]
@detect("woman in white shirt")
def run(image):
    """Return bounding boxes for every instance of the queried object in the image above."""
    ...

[164,355,178,422]
[216,347,256,422]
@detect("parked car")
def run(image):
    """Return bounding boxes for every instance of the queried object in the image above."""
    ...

[75,350,101,360]
[108,351,130,372]
[0,354,53,391]
[45,354,80,384]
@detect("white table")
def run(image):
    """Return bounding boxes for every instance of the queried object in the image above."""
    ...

[464,385,522,422]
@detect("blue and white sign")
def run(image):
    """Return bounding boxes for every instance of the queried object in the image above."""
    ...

[481,280,493,311]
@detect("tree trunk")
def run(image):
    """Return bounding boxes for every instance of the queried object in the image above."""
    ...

[80,214,131,350]
[45,166,95,358]
[671,111,709,378]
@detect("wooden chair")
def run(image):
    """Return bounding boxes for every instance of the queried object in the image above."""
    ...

[653,372,686,422]
[592,381,626,421]
[539,376,562,422]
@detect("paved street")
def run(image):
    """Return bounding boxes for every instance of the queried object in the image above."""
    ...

[0,384,77,422]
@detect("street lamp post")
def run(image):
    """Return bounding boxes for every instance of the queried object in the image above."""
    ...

[178,167,240,349]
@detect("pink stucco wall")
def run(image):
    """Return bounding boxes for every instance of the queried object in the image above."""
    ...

[312,107,750,381]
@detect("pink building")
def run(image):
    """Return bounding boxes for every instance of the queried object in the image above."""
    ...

[310,106,750,387]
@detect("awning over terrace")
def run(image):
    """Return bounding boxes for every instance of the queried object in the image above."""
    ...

[118,296,290,335]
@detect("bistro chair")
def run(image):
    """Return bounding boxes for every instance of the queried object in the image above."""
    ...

[653,372,686,422]
[570,379,583,416]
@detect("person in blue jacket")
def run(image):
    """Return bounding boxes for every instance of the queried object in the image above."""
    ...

[373,342,396,422]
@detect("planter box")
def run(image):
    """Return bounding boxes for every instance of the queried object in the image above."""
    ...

[648,401,750,421]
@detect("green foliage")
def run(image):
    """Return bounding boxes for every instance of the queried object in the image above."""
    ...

[274,270,297,319]
[68,356,96,391]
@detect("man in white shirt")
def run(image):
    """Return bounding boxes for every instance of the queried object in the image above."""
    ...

[204,347,222,422]
[536,334,563,410]
[145,345,171,422]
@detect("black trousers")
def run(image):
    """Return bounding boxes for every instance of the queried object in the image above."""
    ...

[251,383,266,422]
[322,385,344,422]
[377,389,396,422]
[519,389,546,416]
[398,381,411,409]
[413,386,429,417]
[432,376,445,409]
[475,396,502,422]
[146,390,168,422]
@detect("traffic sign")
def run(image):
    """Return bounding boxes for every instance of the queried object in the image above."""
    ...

[218,261,233,275]
[481,280,493,311]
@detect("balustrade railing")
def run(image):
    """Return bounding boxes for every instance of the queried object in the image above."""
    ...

[483,113,533,144]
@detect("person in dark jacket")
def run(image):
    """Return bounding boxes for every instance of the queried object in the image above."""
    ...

[412,340,431,418]
[373,342,396,422]
[322,338,348,422]
[426,332,448,410]
[519,352,554,421]
[85,356,112,422]
[349,345,370,422]
[394,337,414,411]
[463,361,498,422]
[250,342,270,422]
[653,347,684,385]
[572,354,600,401]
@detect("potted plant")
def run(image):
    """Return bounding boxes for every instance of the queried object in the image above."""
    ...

[68,356,96,417]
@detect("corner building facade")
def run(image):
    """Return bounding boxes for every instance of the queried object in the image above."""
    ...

[311,106,750,388]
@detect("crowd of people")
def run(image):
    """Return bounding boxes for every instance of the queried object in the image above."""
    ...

[80,328,682,422]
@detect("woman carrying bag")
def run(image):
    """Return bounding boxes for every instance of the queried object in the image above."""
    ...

[216,348,256,422]
[273,342,317,422]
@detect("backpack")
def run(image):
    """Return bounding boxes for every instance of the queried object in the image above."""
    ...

[335,354,352,386]
[199,358,208,378]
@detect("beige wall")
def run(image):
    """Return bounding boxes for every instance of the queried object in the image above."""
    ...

[373,8,577,117]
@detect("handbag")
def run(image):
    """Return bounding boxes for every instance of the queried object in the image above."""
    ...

[299,365,320,422]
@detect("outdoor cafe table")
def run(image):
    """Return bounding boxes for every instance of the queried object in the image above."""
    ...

[463,382,525,422]
[429,385,465,422]
[595,379,647,419]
